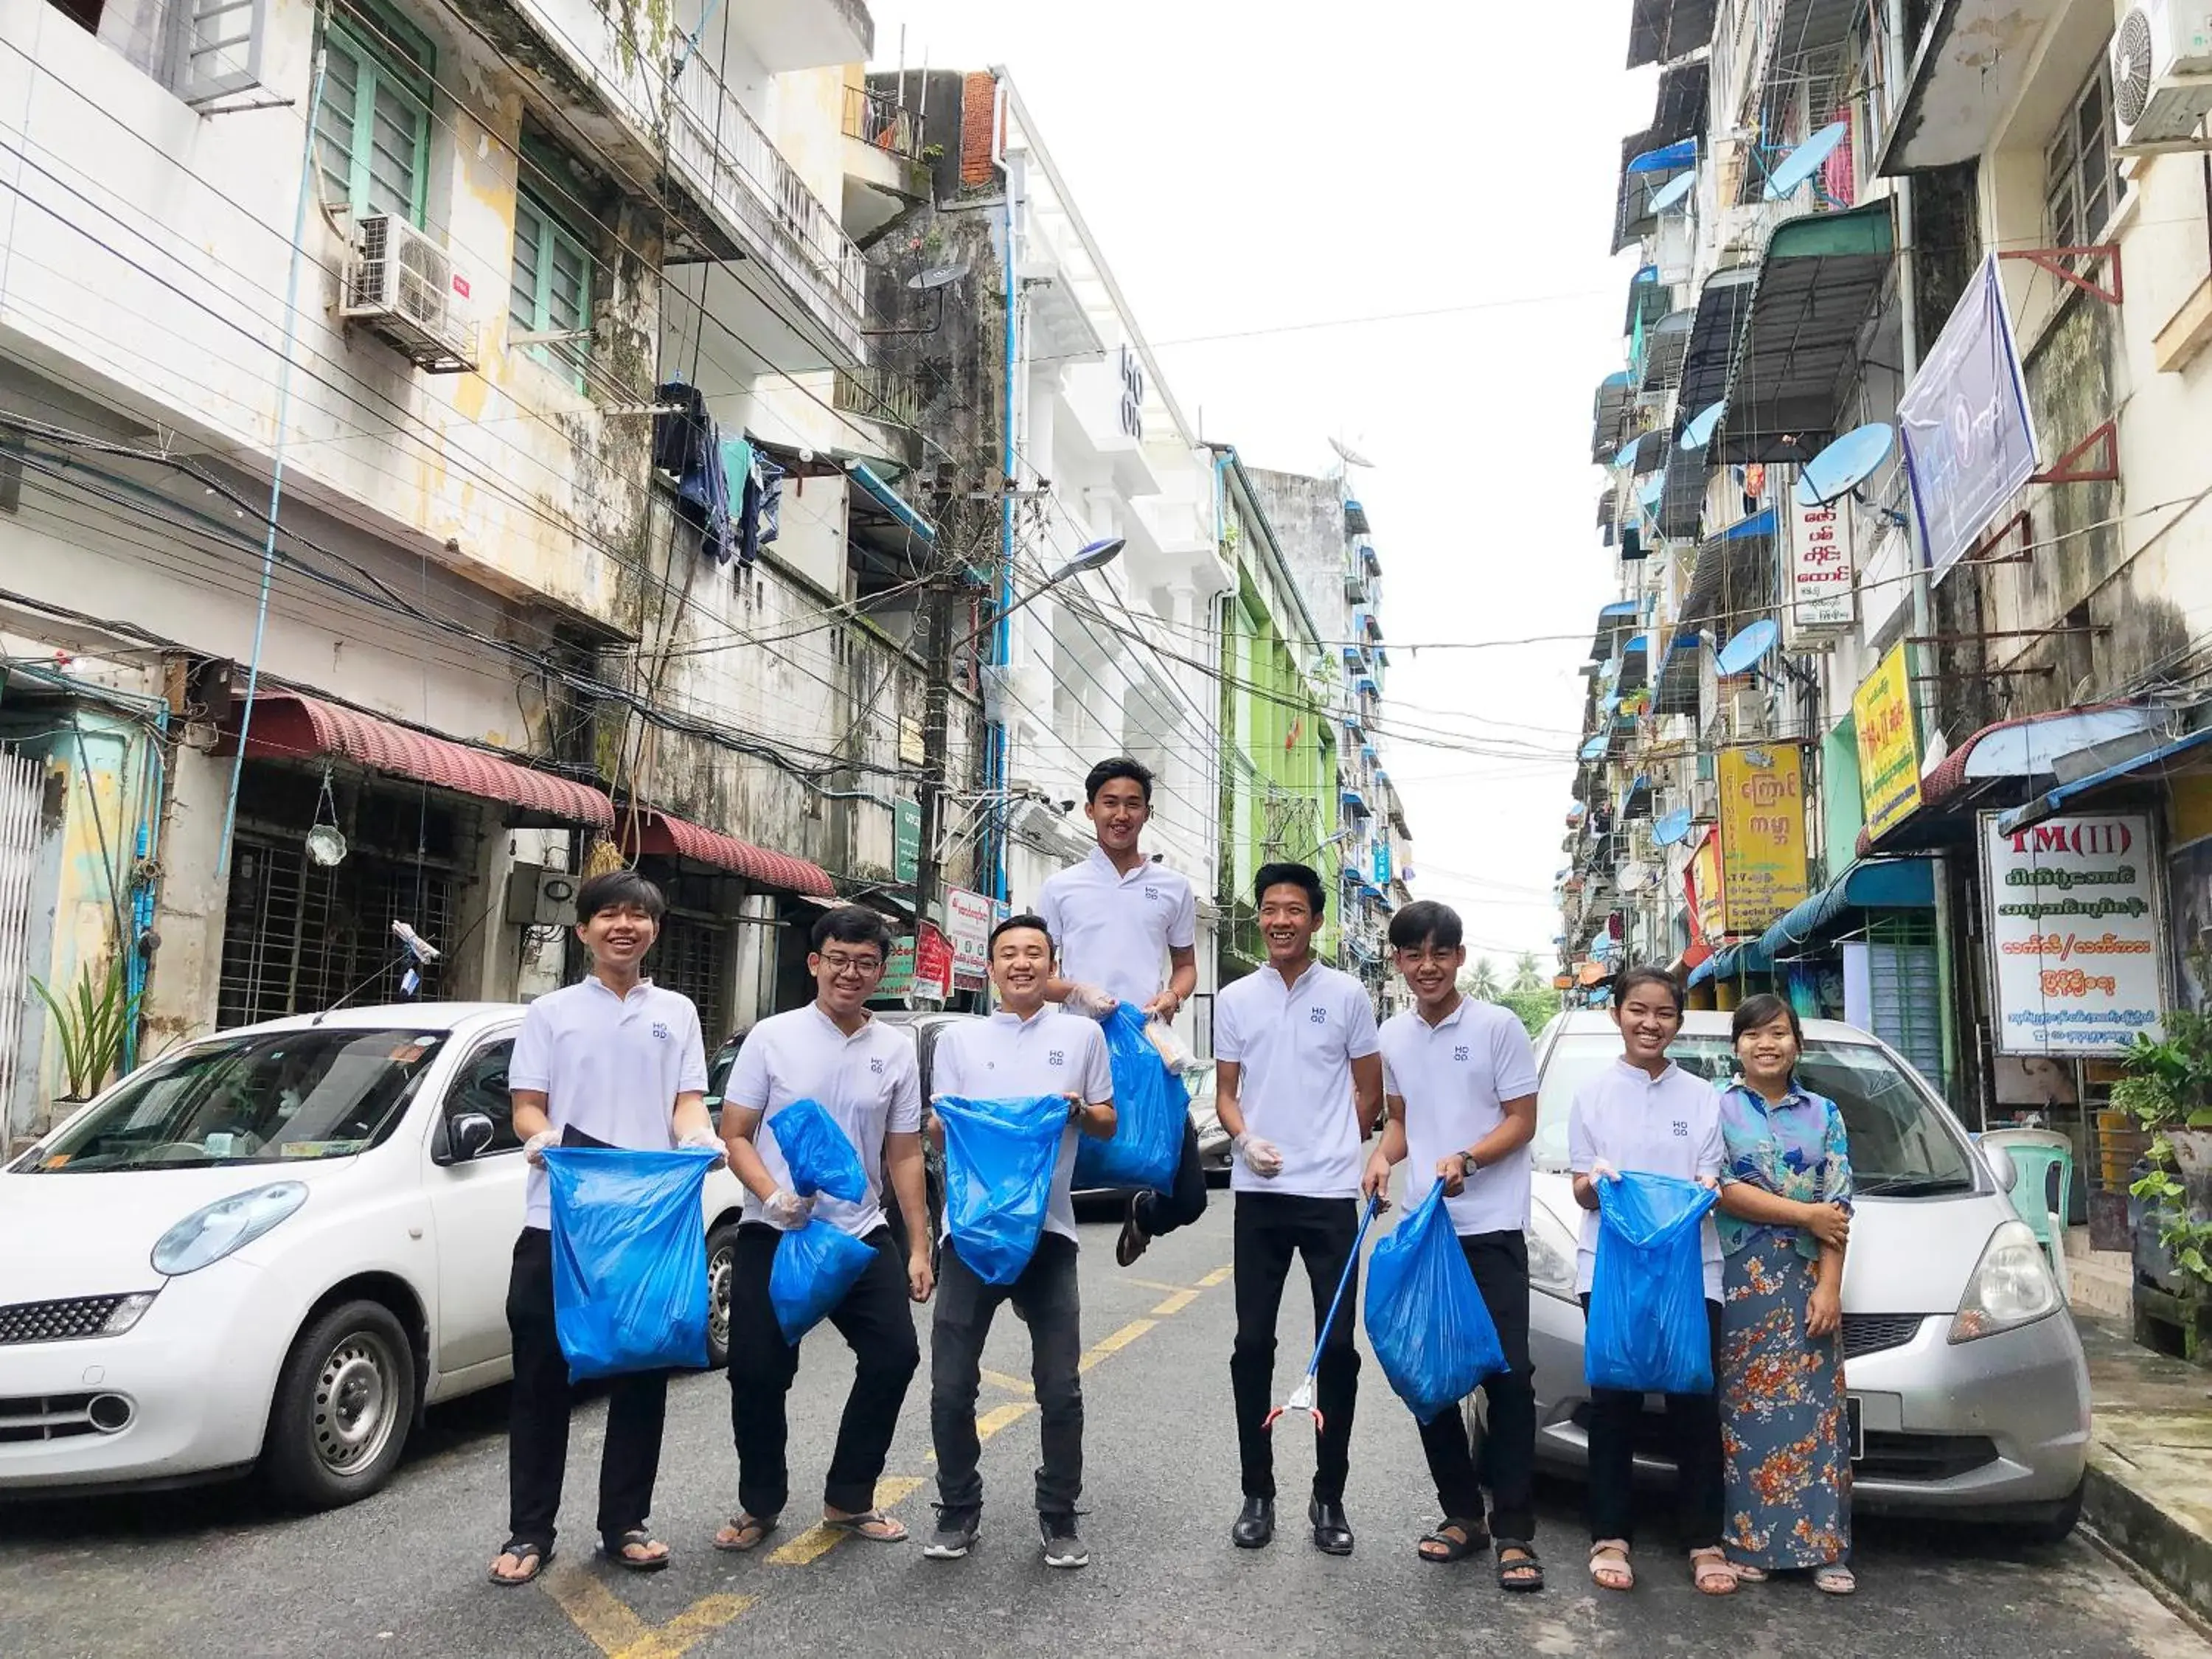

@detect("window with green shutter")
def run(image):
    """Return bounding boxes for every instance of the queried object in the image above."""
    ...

[314,2,433,226]
[509,187,593,389]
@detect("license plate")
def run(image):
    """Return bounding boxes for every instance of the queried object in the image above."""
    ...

[1846,1394,1865,1462]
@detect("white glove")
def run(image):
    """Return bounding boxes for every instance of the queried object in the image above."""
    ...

[765,1189,815,1228]
[1586,1158,1621,1183]
[1064,983,1119,1019]
[679,1124,726,1163]
[1234,1133,1284,1178]
[523,1129,557,1166]
[1144,1018,1200,1075]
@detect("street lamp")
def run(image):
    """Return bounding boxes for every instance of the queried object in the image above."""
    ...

[952,537,1124,653]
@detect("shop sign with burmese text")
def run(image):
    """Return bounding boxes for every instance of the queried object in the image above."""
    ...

[1980,811,2165,1054]
[1718,745,1808,936]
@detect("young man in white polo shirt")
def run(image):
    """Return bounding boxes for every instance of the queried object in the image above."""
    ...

[1362,900,1544,1592]
[1037,756,1206,1268]
[712,905,931,1556]
[490,871,721,1588]
[922,914,1116,1571]
[1214,862,1382,1557]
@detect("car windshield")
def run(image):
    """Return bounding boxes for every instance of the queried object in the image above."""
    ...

[25,1027,449,1172]
[1533,1032,1978,1194]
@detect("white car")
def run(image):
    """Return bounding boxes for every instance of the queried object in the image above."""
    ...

[0,1004,747,1509]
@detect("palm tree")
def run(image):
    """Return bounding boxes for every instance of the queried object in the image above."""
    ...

[1461,956,1504,1001]
[1511,951,1545,995]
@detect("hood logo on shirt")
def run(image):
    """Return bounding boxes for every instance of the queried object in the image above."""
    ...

[1673,1120,1690,1137]
[1454,1046,1470,1062]
[869,1057,886,1075]
[1048,1049,1065,1066]
[1308,1006,1328,1025]
[1144,885,1161,901]
[651,1022,671,1040]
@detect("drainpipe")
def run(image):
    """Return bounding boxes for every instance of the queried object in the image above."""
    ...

[989,117,1020,908]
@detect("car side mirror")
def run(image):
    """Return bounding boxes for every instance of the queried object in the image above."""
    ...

[450,1112,498,1162]
[1980,1141,2017,1193]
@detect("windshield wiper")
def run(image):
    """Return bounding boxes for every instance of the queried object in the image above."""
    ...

[1854,1175,1973,1197]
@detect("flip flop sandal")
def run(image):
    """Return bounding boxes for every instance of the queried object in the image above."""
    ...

[713,1514,780,1554]
[1588,1540,1634,1591]
[487,1537,553,1587]
[1495,1539,1545,1593]
[1416,1518,1487,1563]
[602,1529,671,1573]
[1731,1562,1770,1583]
[1691,1548,1738,1596]
[823,1509,908,1543]
[1815,1565,1857,1595]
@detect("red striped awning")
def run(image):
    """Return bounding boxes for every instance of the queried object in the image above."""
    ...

[222,692,613,826]
[622,808,834,896]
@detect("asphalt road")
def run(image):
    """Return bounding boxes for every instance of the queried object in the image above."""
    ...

[1,1197,2205,1659]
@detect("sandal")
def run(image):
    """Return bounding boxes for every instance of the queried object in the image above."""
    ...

[1731,1562,1769,1583]
[1691,1546,1737,1596]
[487,1537,552,1587]
[712,1513,780,1554]
[823,1509,908,1543]
[1495,1539,1545,1593]
[1417,1517,1487,1563]
[1588,1539,1633,1591]
[1815,1564,1857,1595]
[602,1529,670,1573]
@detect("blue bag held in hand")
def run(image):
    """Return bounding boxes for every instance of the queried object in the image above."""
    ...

[767,1096,874,1342]
[541,1145,719,1383]
[936,1093,1069,1286]
[1072,1002,1184,1194]
[770,1096,867,1202]
[1585,1171,1719,1395]
[1364,1183,1506,1424]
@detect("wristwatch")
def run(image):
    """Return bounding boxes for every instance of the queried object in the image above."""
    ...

[1458,1150,1481,1178]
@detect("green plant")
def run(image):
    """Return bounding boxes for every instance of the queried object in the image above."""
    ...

[2121,1011,2212,1288]
[29,956,136,1101]
[920,142,945,162]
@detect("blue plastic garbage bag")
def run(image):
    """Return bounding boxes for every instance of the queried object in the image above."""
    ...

[772,1220,875,1345]
[1585,1171,1719,1395]
[541,1144,720,1383]
[1072,1002,1185,1194]
[1363,1183,1506,1424]
[936,1093,1069,1286]
[770,1096,867,1202]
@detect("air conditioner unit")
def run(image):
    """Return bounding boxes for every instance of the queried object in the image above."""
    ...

[2112,2,2212,152]
[503,865,578,928]
[341,214,480,372]
[1690,777,1720,822]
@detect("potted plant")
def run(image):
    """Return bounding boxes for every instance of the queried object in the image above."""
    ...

[2121,1007,2212,1361]
[29,955,137,1107]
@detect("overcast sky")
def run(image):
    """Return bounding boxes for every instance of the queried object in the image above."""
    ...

[872,1,1648,967]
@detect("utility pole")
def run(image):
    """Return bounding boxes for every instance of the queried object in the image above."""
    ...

[912,566,954,948]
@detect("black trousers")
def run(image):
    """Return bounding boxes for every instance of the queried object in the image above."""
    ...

[727,1223,919,1518]
[930,1234,1083,1518]
[1231,1192,1361,1503]
[505,1225,669,1549]
[1582,1294,1725,1549]
[1416,1230,1537,1542]
[1133,1118,1210,1237]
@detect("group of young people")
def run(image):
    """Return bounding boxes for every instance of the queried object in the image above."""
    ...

[483,754,1857,1599]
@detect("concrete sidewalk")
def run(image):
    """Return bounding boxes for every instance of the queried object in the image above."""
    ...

[2081,1312,2212,1623]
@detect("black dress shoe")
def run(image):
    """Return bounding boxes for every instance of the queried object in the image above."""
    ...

[1231,1496,1275,1549]
[1308,1497,1354,1556]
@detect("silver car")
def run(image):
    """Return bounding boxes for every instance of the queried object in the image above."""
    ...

[1486,1010,2089,1538]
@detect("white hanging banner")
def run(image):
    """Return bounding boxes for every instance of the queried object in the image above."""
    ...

[1784,479,1854,647]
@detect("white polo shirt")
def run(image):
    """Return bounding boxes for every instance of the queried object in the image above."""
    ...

[1214,958,1381,1200]
[1035,846,1197,1006]
[1566,1059,1725,1298]
[509,976,709,1229]
[723,1004,922,1239]
[930,1006,1113,1244]
[1380,997,1540,1236]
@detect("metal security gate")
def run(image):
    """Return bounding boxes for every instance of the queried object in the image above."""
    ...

[0,748,43,1147]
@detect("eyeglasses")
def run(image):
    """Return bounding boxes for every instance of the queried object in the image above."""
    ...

[819,953,884,978]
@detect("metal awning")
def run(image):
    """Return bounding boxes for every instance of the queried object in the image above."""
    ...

[1619,633,1651,693]
[1652,630,1703,716]
[1345,499,1371,536]
[1627,0,1719,67]
[1616,430,1666,477]
[1657,443,1708,541]
[1719,202,1895,464]
[1598,487,1620,539]
[1680,508,1776,630]
[622,808,835,894]
[1676,265,1758,417]
[1770,0,1863,63]
[846,461,934,544]
[1616,140,1698,252]
[1592,370,1635,462]
[1612,60,1708,251]
[1591,598,1639,659]
[1605,713,1639,758]
[1622,773,1655,819]
[1639,309,1693,393]
[1625,265,1671,335]
[1879,0,2065,175]
[1688,939,1771,987]
[1761,858,1936,959]
[1997,726,2212,835]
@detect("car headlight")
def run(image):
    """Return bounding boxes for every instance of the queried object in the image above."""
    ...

[1949,1219,2062,1343]
[150,1182,308,1276]
[1526,1202,1580,1304]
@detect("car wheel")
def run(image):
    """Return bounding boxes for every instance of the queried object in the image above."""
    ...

[263,1299,417,1511]
[706,1222,741,1371]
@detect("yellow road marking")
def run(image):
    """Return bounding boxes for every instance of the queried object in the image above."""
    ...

[1079,1318,1155,1372]
[978,1367,1034,1397]
[1150,1289,1200,1317]
[1196,1265,1234,1288]
[1121,1276,1192,1294]
[766,1476,925,1566]
[975,1399,1036,1441]
[542,1564,754,1659]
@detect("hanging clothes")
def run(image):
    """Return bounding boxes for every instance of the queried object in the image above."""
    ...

[655,380,731,563]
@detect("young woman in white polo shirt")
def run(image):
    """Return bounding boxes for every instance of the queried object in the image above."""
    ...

[1566,964,1736,1599]
[1363,900,1544,1592]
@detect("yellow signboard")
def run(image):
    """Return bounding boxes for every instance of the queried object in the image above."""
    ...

[1854,642,1921,841]
[1689,831,1726,947]
[1718,745,1809,936]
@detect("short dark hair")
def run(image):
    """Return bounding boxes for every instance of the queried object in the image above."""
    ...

[577,869,665,925]
[988,912,1056,956]
[810,905,893,958]
[1611,962,1683,1014]
[1254,861,1326,917]
[1388,900,1462,953]
[1731,992,1804,1046]
[1085,757,1155,803]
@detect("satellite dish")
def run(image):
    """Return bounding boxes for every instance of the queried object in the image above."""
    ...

[1794,422,1896,507]
[907,263,970,291]
[1649,170,1696,214]
[1764,121,1850,201]
[1716,618,1781,677]
[1618,860,1653,894]
[1613,434,1646,470]
[1653,807,1694,847]
[1329,436,1375,468]
[1680,401,1726,451]
[1579,734,1607,762]
[1637,476,1666,509]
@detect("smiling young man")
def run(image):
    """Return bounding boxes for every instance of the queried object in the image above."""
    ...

[711,905,931,1557]
[1361,900,1543,1591]
[1037,756,1206,1267]
[490,870,723,1588]
[922,915,1116,1571]
[1214,862,1382,1557]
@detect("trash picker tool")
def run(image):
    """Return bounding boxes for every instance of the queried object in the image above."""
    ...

[1264,1194,1384,1435]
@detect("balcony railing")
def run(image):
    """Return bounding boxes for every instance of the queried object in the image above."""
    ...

[843,86,922,161]
[835,365,920,430]
[670,52,868,355]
